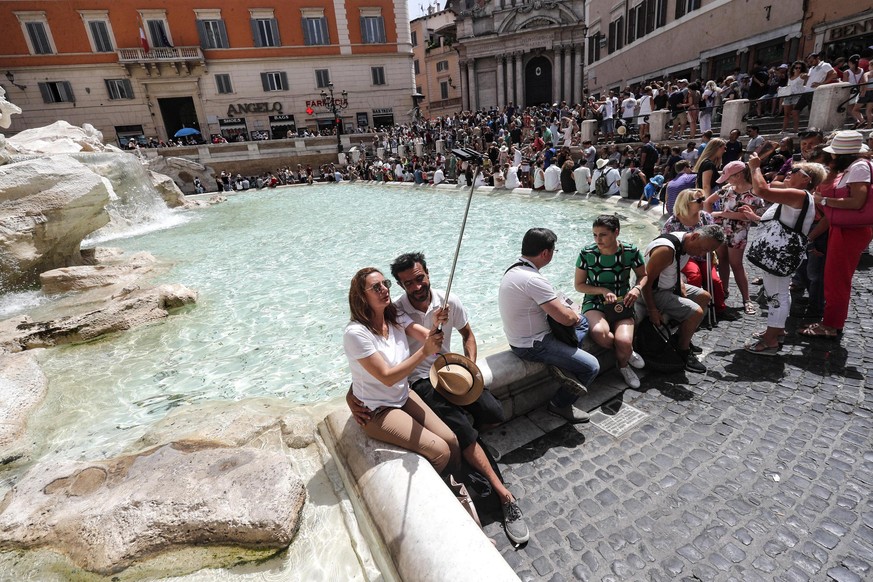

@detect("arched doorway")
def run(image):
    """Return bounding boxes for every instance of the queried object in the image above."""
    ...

[525,56,552,107]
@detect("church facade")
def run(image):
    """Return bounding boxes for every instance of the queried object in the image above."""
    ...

[449,0,587,110]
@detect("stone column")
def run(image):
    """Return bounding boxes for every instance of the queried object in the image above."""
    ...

[562,48,570,103]
[808,82,854,133]
[497,57,506,108]
[720,99,749,139]
[552,52,560,104]
[515,53,524,107]
[580,119,598,143]
[471,59,478,110]
[575,45,583,103]
[648,110,672,142]
[460,61,470,111]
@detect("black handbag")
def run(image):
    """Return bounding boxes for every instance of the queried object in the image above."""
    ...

[633,319,685,373]
[747,194,811,277]
[548,315,580,347]
[602,301,635,325]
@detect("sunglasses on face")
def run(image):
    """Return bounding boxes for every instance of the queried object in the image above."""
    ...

[368,279,392,293]
[694,197,706,204]
[790,168,810,179]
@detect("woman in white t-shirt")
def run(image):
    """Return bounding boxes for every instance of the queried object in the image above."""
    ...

[343,268,459,473]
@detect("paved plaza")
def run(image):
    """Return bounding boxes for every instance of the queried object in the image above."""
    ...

[480,256,873,581]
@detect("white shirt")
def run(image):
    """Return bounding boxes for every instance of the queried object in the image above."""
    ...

[746,135,765,154]
[622,98,638,119]
[644,232,691,291]
[395,290,468,381]
[593,167,621,196]
[837,158,872,188]
[544,164,561,191]
[343,312,414,410]
[505,166,520,189]
[760,192,815,235]
[638,95,653,116]
[513,148,523,166]
[433,168,445,185]
[805,61,835,91]
[573,165,591,194]
[498,258,556,348]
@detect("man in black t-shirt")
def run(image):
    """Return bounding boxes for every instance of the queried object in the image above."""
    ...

[639,135,658,178]
[722,128,743,165]
[749,61,769,117]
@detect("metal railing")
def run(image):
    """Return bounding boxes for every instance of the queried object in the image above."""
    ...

[837,80,873,114]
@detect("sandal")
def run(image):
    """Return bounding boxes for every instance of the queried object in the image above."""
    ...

[798,322,839,339]
[743,339,781,356]
[752,330,786,345]
[744,301,758,315]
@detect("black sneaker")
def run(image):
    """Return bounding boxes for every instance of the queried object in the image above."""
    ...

[502,500,530,544]
[680,349,707,373]
[671,335,703,354]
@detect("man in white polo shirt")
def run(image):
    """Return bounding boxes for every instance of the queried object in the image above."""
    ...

[498,228,600,423]
[798,52,838,112]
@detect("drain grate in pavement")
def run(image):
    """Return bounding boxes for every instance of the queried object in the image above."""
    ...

[588,401,649,437]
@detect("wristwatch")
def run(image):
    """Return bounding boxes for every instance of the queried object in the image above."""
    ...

[821,197,827,206]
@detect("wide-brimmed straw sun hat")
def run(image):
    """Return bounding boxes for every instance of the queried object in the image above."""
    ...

[596,158,609,170]
[823,130,869,155]
[429,353,484,406]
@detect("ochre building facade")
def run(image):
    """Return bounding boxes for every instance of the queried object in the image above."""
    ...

[0,0,414,145]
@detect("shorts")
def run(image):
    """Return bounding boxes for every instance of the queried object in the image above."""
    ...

[634,284,708,323]
[858,92,873,105]
[782,94,801,106]
[601,118,615,134]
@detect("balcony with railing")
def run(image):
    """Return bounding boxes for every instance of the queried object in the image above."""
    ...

[117,46,207,76]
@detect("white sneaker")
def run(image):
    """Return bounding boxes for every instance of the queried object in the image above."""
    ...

[628,351,645,369]
[619,366,640,389]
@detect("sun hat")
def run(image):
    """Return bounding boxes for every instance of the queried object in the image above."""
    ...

[596,158,609,170]
[778,64,789,69]
[822,130,869,155]
[716,160,747,183]
[428,353,484,406]
[617,125,627,135]
[649,175,665,187]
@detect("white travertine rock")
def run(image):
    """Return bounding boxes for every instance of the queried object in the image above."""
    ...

[0,444,306,575]
[135,399,315,451]
[0,283,196,351]
[321,409,520,582]
[147,156,218,194]
[39,251,156,294]
[0,352,47,464]
[0,86,22,131]
[148,170,189,208]
[0,155,111,290]
[5,120,117,154]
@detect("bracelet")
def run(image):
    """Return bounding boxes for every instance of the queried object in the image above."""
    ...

[632,285,641,292]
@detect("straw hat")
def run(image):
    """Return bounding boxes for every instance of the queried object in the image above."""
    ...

[823,130,869,155]
[428,353,484,406]
[617,125,627,136]
[596,158,609,170]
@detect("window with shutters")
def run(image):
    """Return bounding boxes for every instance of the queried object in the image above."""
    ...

[440,81,449,100]
[414,60,420,75]
[436,61,449,72]
[38,81,75,103]
[675,0,700,20]
[587,32,601,65]
[411,30,418,47]
[303,17,329,45]
[360,15,385,44]
[215,74,233,94]
[26,22,53,54]
[261,72,288,92]
[105,79,133,100]
[87,21,114,52]
[315,69,331,88]
[371,67,386,86]
[198,19,229,49]
[252,18,280,47]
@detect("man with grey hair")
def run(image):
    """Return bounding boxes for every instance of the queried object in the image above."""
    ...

[635,225,726,372]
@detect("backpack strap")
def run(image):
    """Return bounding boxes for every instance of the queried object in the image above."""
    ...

[503,260,528,275]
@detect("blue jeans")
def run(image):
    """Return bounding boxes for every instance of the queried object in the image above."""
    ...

[511,323,600,408]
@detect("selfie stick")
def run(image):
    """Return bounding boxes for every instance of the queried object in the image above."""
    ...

[440,148,483,325]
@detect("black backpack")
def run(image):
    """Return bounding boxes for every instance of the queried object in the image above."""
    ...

[627,170,646,199]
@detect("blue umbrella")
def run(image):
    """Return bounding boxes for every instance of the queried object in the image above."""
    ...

[174,127,200,137]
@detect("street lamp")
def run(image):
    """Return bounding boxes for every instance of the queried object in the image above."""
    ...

[320,82,349,153]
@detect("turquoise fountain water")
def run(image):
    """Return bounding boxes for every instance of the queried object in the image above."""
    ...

[2,182,661,579]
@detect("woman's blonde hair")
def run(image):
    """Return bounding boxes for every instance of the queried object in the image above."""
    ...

[793,162,828,189]
[694,138,726,173]
[673,188,706,219]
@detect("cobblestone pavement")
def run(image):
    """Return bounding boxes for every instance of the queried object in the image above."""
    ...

[481,257,873,581]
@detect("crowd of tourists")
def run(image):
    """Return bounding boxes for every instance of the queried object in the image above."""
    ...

[340,126,872,544]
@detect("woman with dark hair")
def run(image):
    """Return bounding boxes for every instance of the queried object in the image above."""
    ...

[343,267,459,473]
[694,138,726,197]
[560,159,577,194]
[706,161,766,315]
[802,131,873,338]
[746,157,826,354]
[574,215,647,388]
[781,61,808,134]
